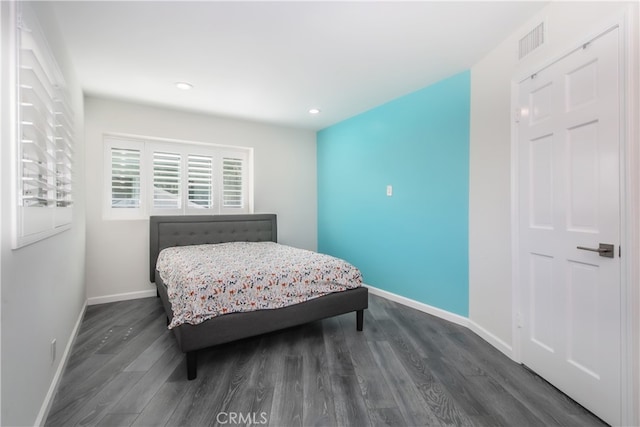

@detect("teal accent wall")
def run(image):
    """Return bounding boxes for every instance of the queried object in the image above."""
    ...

[317,71,470,316]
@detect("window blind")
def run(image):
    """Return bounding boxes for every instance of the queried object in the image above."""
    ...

[153,151,181,209]
[14,4,75,247]
[110,148,141,208]
[188,154,213,209]
[104,136,251,218]
[223,157,244,208]
[19,41,57,208]
[54,94,74,208]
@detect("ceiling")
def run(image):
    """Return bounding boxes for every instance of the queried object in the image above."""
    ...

[49,1,548,131]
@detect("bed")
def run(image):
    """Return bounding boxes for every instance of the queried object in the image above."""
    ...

[149,214,368,380]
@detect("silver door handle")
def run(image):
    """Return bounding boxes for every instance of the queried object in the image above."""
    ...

[576,243,614,258]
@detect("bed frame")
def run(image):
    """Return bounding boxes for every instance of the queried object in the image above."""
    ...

[149,214,368,380]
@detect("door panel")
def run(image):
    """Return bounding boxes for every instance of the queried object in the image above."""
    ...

[529,135,554,229]
[567,121,599,231]
[566,259,599,377]
[529,253,555,352]
[566,59,598,109]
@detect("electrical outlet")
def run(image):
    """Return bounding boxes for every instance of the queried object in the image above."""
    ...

[386,185,393,196]
[51,339,57,364]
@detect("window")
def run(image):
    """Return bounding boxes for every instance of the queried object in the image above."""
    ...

[14,3,75,248]
[104,136,252,218]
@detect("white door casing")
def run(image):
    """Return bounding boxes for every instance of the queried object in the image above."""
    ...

[517,27,621,425]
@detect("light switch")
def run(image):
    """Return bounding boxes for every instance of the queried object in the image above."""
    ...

[386,185,393,196]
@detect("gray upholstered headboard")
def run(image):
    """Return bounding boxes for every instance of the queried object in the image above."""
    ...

[149,214,277,283]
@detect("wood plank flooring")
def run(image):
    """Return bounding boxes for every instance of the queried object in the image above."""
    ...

[45,294,606,427]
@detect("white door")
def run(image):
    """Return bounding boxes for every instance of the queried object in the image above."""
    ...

[517,27,621,425]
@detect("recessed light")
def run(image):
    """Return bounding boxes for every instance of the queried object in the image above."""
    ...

[175,82,193,90]
[308,108,321,115]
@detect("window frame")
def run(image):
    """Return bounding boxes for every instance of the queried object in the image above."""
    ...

[103,135,253,220]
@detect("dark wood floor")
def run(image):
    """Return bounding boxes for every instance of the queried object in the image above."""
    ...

[45,294,605,427]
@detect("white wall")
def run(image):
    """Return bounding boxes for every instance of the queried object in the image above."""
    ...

[469,0,638,422]
[0,2,86,426]
[84,97,317,302]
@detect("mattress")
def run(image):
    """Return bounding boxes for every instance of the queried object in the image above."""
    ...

[156,241,363,328]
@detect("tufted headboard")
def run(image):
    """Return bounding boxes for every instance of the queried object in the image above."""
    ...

[149,214,277,283]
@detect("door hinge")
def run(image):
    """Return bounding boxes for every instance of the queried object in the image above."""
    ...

[619,245,621,258]
[515,312,523,329]
[515,107,522,123]
[17,12,25,30]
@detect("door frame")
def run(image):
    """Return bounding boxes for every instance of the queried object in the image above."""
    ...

[509,8,639,426]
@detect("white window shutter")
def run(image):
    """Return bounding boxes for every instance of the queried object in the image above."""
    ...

[104,136,251,218]
[110,148,141,208]
[14,4,74,247]
[19,42,57,208]
[54,92,73,208]
[222,157,244,209]
[153,151,181,209]
[187,154,213,209]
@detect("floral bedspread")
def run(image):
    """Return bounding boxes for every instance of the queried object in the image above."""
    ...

[156,241,362,328]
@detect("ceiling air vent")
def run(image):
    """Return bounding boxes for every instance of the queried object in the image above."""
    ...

[519,22,545,60]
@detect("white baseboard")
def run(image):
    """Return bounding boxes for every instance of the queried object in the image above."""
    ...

[366,284,514,359]
[35,301,87,426]
[87,289,157,306]
[366,285,470,328]
[467,319,513,358]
